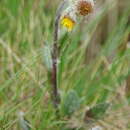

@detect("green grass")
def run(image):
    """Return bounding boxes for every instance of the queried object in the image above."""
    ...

[0,0,130,129]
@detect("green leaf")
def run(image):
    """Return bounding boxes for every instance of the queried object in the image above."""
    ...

[61,90,81,116]
[85,103,110,120]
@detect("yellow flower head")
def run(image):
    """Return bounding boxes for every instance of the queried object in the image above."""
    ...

[61,16,75,31]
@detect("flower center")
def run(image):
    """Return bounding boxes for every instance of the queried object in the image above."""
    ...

[77,0,93,16]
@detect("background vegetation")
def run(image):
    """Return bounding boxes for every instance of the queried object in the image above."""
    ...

[0,0,130,129]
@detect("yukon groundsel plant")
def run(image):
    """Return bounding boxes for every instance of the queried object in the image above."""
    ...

[50,0,94,108]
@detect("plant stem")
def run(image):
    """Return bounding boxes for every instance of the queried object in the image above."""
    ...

[51,16,60,108]
[51,0,66,108]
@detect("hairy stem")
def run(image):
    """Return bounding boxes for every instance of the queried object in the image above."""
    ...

[51,0,66,108]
